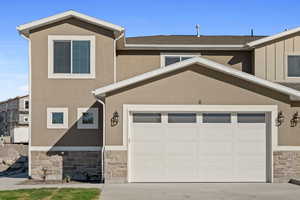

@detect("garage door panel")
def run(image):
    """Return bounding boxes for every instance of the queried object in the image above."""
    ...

[166,126,198,141]
[132,125,165,141]
[130,111,268,182]
[199,142,233,155]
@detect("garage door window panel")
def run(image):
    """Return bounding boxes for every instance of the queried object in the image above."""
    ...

[237,113,265,123]
[133,113,161,123]
[168,113,196,123]
[203,113,231,123]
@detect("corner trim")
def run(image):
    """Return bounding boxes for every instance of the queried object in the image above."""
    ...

[30,146,102,151]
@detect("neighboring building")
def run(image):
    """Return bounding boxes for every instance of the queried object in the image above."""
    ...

[0,95,29,143]
[17,10,300,183]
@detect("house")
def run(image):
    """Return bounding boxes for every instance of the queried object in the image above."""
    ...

[0,95,29,143]
[17,10,300,183]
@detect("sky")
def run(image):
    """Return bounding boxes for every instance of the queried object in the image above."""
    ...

[1,0,300,101]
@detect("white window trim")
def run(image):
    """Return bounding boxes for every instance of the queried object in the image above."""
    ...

[160,52,201,68]
[77,107,98,129]
[47,107,68,129]
[285,52,300,81]
[48,35,96,79]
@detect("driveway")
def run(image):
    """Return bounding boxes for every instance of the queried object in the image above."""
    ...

[101,183,300,200]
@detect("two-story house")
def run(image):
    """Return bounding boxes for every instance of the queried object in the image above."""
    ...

[0,95,29,143]
[17,10,300,183]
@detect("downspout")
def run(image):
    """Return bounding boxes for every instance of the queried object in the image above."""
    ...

[113,32,125,83]
[20,33,31,178]
[95,97,105,182]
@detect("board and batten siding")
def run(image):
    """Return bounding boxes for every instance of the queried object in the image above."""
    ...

[254,34,300,82]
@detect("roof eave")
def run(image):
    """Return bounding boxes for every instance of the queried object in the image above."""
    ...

[17,10,124,37]
[121,44,249,51]
[93,57,300,100]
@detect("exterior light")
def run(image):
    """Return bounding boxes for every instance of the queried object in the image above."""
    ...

[290,112,300,127]
[276,111,284,126]
[111,111,119,127]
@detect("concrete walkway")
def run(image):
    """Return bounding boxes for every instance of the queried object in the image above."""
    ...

[101,183,300,200]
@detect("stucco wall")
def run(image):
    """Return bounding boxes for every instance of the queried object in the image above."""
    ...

[106,65,300,146]
[30,18,113,146]
[116,50,253,81]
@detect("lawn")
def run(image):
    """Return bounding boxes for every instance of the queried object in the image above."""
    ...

[0,188,100,200]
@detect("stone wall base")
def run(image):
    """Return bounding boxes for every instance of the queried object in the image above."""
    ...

[31,151,102,182]
[273,151,300,183]
[104,150,127,183]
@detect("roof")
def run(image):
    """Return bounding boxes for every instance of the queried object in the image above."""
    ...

[17,10,124,37]
[247,27,300,47]
[93,57,300,101]
[126,35,266,45]
[0,95,29,105]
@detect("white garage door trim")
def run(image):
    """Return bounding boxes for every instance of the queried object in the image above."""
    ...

[123,104,278,183]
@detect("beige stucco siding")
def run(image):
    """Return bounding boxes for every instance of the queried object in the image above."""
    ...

[116,51,252,81]
[255,33,300,82]
[106,65,300,146]
[30,19,114,146]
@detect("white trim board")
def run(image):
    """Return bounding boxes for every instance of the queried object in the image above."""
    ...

[247,26,300,47]
[17,10,124,37]
[30,146,102,151]
[93,57,300,101]
[124,104,277,183]
[123,44,246,50]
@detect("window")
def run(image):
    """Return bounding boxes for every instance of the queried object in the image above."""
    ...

[168,113,196,123]
[47,108,68,129]
[133,113,161,123]
[24,100,29,110]
[287,55,300,77]
[203,113,231,123]
[161,53,199,67]
[77,108,98,129]
[48,35,95,79]
[237,113,265,123]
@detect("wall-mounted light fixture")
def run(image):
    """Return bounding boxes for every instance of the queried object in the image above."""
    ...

[111,111,119,127]
[276,111,284,126]
[291,111,300,127]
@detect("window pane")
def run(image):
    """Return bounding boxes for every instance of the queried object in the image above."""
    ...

[25,101,29,109]
[54,41,71,73]
[181,56,193,61]
[288,55,300,77]
[238,113,265,123]
[165,56,180,66]
[82,112,94,124]
[168,113,196,123]
[72,41,90,74]
[203,113,231,123]
[52,112,64,124]
[133,113,161,123]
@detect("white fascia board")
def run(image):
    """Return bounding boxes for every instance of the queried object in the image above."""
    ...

[247,27,300,47]
[124,43,247,50]
[17,10,124,36]
[92,57,300,101]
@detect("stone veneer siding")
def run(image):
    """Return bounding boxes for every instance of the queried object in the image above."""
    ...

[31,151,102,182]
[273,151,300,183]
[104,150,127,183]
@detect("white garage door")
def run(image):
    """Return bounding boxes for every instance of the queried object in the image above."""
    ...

[130,112,267,182]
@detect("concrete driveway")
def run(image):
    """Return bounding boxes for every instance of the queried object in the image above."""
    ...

[101,183,300,200]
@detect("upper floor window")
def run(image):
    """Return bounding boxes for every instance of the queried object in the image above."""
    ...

[24,100,29,110]
[48,35,95,79]
[287,55,300,77]
[160,53,199,67]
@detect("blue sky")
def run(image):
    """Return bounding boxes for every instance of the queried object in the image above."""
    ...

[1,0,300,101]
